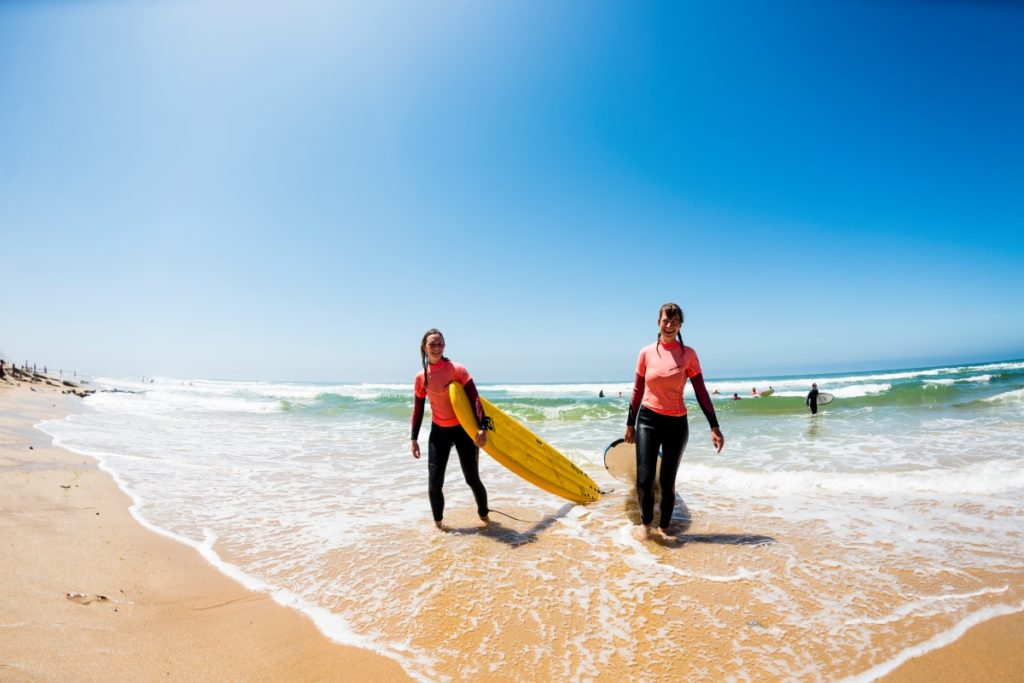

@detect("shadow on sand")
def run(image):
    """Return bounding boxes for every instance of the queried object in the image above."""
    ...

[622,488,776,548]
[444,502,576,548]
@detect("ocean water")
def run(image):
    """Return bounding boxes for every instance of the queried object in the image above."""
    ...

[39,359,1024,681]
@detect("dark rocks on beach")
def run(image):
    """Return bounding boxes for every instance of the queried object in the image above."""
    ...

[61,388,95,398]
[5,363,92,397]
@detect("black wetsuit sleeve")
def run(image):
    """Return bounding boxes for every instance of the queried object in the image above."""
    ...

[411,395,425,440]
[463,380,488,430]
[627,372,645,426]
[689,373,720,430]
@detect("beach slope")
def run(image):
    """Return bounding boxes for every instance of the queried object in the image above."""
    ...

[0,382,409,682]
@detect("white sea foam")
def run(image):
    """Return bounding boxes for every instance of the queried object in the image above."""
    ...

[984,387,1024,404]
[843,585,1009,626]
[925,374,992,385]
[683,458,1024,496]
[484,382,632,396]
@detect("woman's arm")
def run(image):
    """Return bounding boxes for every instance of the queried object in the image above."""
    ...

[410,395,426,458]
[690,373,725,453]
[462,379,489,447]
[624,372,645,443]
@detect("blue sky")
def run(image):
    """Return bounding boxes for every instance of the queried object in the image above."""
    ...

[2,1,1022,382]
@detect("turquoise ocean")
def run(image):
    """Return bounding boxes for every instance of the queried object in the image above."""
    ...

[39,359,1024,681]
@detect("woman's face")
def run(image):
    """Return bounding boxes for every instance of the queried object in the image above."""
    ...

[658,312,682,341]
[424,333,446,363]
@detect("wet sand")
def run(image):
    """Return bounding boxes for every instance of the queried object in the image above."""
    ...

[0,380,409,682]
[876,611,1024,682]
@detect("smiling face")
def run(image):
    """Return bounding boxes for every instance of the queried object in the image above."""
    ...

[658,310,682,343]
[658,312,681,342]
[656,302,684,343]
[423,333,446,364]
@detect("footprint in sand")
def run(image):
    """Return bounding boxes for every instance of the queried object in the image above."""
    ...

[65,592,109,605]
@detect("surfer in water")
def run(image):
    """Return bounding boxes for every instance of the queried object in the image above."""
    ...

[624,303,725,541]
[411,329,490,530]
[806,383,820,415]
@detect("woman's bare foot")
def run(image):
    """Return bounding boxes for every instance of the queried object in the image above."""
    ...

[632,524,651,541]
[652,527,674,542]
[434,520,446,531]
[480,515,491,527]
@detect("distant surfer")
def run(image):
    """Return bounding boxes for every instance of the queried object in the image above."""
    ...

[599,389,605,398]
[752,387,758,395]
[732,393,741,400]
[410,329,490,530]
[806,383,820,415]
[624,303,725,542]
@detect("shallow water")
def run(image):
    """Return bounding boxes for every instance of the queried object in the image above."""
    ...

[40,360,1024,681]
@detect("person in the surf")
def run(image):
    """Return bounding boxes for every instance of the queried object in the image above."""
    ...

[806,383,820,415]
[410,329,490,531]
[623,302,725,541]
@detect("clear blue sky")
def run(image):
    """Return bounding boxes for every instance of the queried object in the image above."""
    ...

[2,1,1022,382]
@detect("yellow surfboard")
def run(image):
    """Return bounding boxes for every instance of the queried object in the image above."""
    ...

[448,382,601,504]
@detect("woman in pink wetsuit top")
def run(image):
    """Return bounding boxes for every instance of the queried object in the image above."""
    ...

[624,303,725,541]
[410,328,490,530]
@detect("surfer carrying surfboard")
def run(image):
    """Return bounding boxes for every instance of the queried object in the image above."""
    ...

[624,303,725,541]
[410,329,490,530]
[806,383,820,415]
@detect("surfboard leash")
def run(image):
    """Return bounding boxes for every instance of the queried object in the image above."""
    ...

[486,508,535,523]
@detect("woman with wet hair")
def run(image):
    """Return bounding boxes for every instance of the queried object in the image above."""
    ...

[411,329,489,530]
[624,303,725,540]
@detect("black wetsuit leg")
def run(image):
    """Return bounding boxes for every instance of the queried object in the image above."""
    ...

[636,408,661,527]
[453,428,489,518]
[427,425,455,522]
[428,424,488,521]
[636,407,688,528]
[657,416,688,530]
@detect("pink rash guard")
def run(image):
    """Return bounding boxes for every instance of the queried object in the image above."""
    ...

[410,359,486,439]
[627,341,719,429]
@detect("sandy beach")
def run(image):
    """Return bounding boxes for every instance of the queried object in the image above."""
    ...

[2,375,1022,681]
[0,379,409,682]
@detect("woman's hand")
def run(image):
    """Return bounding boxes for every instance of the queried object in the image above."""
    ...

[475,430,487,448]
[624,425,635,444]
[411,440,421,459]
[711,427,724,453]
